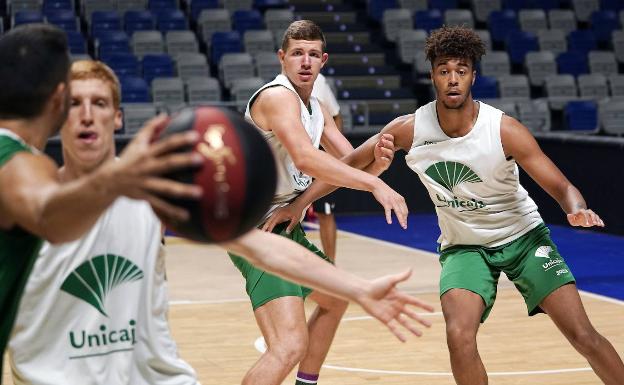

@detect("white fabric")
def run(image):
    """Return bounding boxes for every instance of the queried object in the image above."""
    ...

[312,73,340,117]
[245,74,325,218]
[405,101,543,249]
[9,197,198,385]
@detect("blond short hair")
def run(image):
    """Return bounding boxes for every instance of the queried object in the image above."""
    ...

[70,60,121,109]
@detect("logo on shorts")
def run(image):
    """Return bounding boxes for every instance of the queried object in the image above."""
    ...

[534,245,553,258]
[426,161,487,211]
[61,254,144,317]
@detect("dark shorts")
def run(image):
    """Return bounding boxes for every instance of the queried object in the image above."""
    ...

[439,224,576,322]
[312,191,338,215]
[229,222,333,310]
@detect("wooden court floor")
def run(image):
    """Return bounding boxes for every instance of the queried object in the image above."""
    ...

[3,229,624,384]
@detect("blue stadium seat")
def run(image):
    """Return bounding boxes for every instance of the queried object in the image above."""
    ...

[96,31,131,58]
[472,76,499,99]
[565,100,598,132]
[211,31,242,63]
[591,11,620,44]
[567,30,597,54]
[503,0,559,10]
[65,30,87,54]
[600,0,624,12]
[254,0,287,11]
[190,0,219,21]
[557,51,589,76]
[91,11,121,38]
[142,54,175,83]
[414,9,443,33]
[121,76,151,103]
[323,65,398,76]
[43,0,73,13]
[488,10,519,44]
[338,88,415,100]
[45,9,78,31]
[506,30,538,65]
[233,10,264,34]
[13,11,44,27]
[124,10,156,35]
[368,0,398,23]
[429,0,458,13]
[101,53,140,77]
[149,0,177,12]
[155,9,188,32]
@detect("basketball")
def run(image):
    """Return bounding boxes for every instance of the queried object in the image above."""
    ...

[158,106,277,243]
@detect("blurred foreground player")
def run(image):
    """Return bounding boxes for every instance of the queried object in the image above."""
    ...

[0,24,200,382]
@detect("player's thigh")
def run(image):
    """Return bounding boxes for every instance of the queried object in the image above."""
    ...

[254,296,309,346]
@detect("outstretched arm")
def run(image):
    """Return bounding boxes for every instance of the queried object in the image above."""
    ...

[262,114,415,233]
[252,88,408,227]
[500,115,604,227]
[222,229,434,341]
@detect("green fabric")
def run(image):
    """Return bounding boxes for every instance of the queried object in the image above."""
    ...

[0,134,42,380]
[439,223,575,322]
[229,222,333,310]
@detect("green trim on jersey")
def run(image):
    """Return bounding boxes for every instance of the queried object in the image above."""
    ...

[229,222,333,310]
[439,223,575,322]
[0,134,42,380]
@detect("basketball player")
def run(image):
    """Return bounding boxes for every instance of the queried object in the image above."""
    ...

[6,58,431,384]
[228,20,427,385]
[268,25,624,385]
[8,60,200,385]
[311,73,342,261]
[0,25,200,380]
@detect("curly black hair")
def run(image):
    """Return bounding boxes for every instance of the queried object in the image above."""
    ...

[425,25,486,68]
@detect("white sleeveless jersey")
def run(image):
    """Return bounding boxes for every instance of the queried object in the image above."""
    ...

[405,101,543,250]
[9,197,198,385]
[245,74,325,218]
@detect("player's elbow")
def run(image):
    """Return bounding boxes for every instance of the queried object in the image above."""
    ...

[291,150,316,175]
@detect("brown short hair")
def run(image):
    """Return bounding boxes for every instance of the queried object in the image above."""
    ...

[281,20,326,51]
[425,26,486,68]
[70,60,121,109]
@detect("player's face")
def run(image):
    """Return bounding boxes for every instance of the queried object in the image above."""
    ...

[61,78,122,172]
[279,39,328,90]
[430,57,476,110]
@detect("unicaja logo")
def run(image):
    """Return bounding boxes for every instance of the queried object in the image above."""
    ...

[426,161,487,211]
[61,254,144,316]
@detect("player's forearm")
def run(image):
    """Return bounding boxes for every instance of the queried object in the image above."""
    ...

[557,184,587,214]
[224,230,368,301]
[295,147,380,193]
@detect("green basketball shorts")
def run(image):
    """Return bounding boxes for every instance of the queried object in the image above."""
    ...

[439,223,576,322]
[229,222,333,310]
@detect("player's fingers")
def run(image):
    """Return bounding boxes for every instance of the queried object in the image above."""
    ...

[150,130,199,157]
[396,314,423,337]
[141,177,203,199]
[402,306,433,327]
[143,151,204,176]
[134,114,169,144]
[401,294,435,312]
[261,218,274,232]
[286,217,298,234]
[147,195,191,224]
[385,320,407,343]
[385,205,393,225]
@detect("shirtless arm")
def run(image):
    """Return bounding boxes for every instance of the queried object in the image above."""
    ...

[500,115,604,227]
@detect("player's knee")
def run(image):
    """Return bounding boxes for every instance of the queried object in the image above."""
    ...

[566,326,602,356]
[445,322,478,350]
[271,332,309,366]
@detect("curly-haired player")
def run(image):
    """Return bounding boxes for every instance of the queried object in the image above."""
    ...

[267,25,624,385]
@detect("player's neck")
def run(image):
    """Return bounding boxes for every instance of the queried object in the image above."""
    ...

[0,116,54,151]
[435,98,479,138]
[60,154,113,181]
